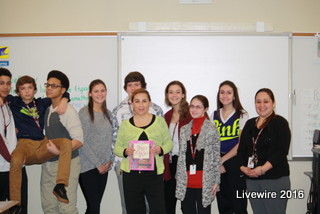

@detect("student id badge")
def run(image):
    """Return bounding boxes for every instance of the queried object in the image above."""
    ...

[247,156,254,169]
[190,164,197,175]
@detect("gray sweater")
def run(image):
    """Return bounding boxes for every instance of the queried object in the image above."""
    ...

[79,106,113,173]
[175,119,221,208]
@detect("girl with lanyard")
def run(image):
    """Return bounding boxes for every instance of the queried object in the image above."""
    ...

[176,95,220,214]
[163,81,192,214]
[237,88,291,214]
[211,80,248,214]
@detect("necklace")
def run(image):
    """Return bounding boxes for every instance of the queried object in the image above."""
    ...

[1,103,11,137]
[192,126,201,136]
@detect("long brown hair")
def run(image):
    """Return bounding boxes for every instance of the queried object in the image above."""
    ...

[165,80,189,120]
[88,79,110,122]
[190,95,210,119]
[216,80,246,118]
[255,88,276,128]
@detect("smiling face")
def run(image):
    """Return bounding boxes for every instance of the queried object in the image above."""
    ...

[167,84,184,106]
[132,92,151,116]
[0,75,11,99]
[190,98,207,119]
[17,83,37,104]
[219,84,234,107]
[255,91,275,119]
[89,83,106,106]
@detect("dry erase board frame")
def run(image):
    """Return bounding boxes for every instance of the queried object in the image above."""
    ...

[0,33,118,111]
[119,32,291,130]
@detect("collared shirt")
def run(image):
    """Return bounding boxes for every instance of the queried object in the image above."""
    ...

[0,103,17,171]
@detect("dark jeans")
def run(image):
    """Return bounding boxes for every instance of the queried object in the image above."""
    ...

[182,188,211,214]
[79,168,108,214]
[123,171,165,214]
[217,155,247,214]
[0,167,28,214]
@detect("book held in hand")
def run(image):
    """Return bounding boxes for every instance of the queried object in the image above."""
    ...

[130,140,154,171]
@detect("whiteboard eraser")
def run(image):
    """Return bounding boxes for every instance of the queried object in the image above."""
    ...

[256,22,265,32]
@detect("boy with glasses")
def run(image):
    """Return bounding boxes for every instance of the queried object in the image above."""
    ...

[40,70,83,213]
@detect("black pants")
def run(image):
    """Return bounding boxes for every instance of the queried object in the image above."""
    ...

[181,188,211,214]
[123,171,166,214]
[0,167,28,214]
[217,155,247,214]
[164,155,179,214]
[79,168,108,214]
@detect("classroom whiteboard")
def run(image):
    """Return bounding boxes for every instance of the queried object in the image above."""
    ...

[292,36,320,157]
[0,34,120,214]
[120,33,290,127]
[0,35,118,110]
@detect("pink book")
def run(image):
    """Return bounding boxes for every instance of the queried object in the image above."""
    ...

[129,140,155,171]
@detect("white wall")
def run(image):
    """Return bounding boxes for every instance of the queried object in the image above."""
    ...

[1,0,320,33]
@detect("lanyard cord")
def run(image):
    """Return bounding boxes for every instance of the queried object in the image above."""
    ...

[171,122,178,141]
[189,134,198,160]
[1,103,11,137]
[252,127,264,156]
[25,100,41,130]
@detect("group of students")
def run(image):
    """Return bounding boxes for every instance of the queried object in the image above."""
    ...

[112,72,291,214]
[0,68,291,214]
[0,68,83,214]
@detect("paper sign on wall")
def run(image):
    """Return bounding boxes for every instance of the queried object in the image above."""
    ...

[0,47,9,59]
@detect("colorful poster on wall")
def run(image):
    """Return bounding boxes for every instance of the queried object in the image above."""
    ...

[0,61,9,66]
[0,46,9,59]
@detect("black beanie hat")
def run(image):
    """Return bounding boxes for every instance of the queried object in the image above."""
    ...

[47,70,70,91]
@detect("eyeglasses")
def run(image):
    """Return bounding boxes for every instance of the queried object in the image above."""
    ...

[44,83,63,89]
[190,105,204,110]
